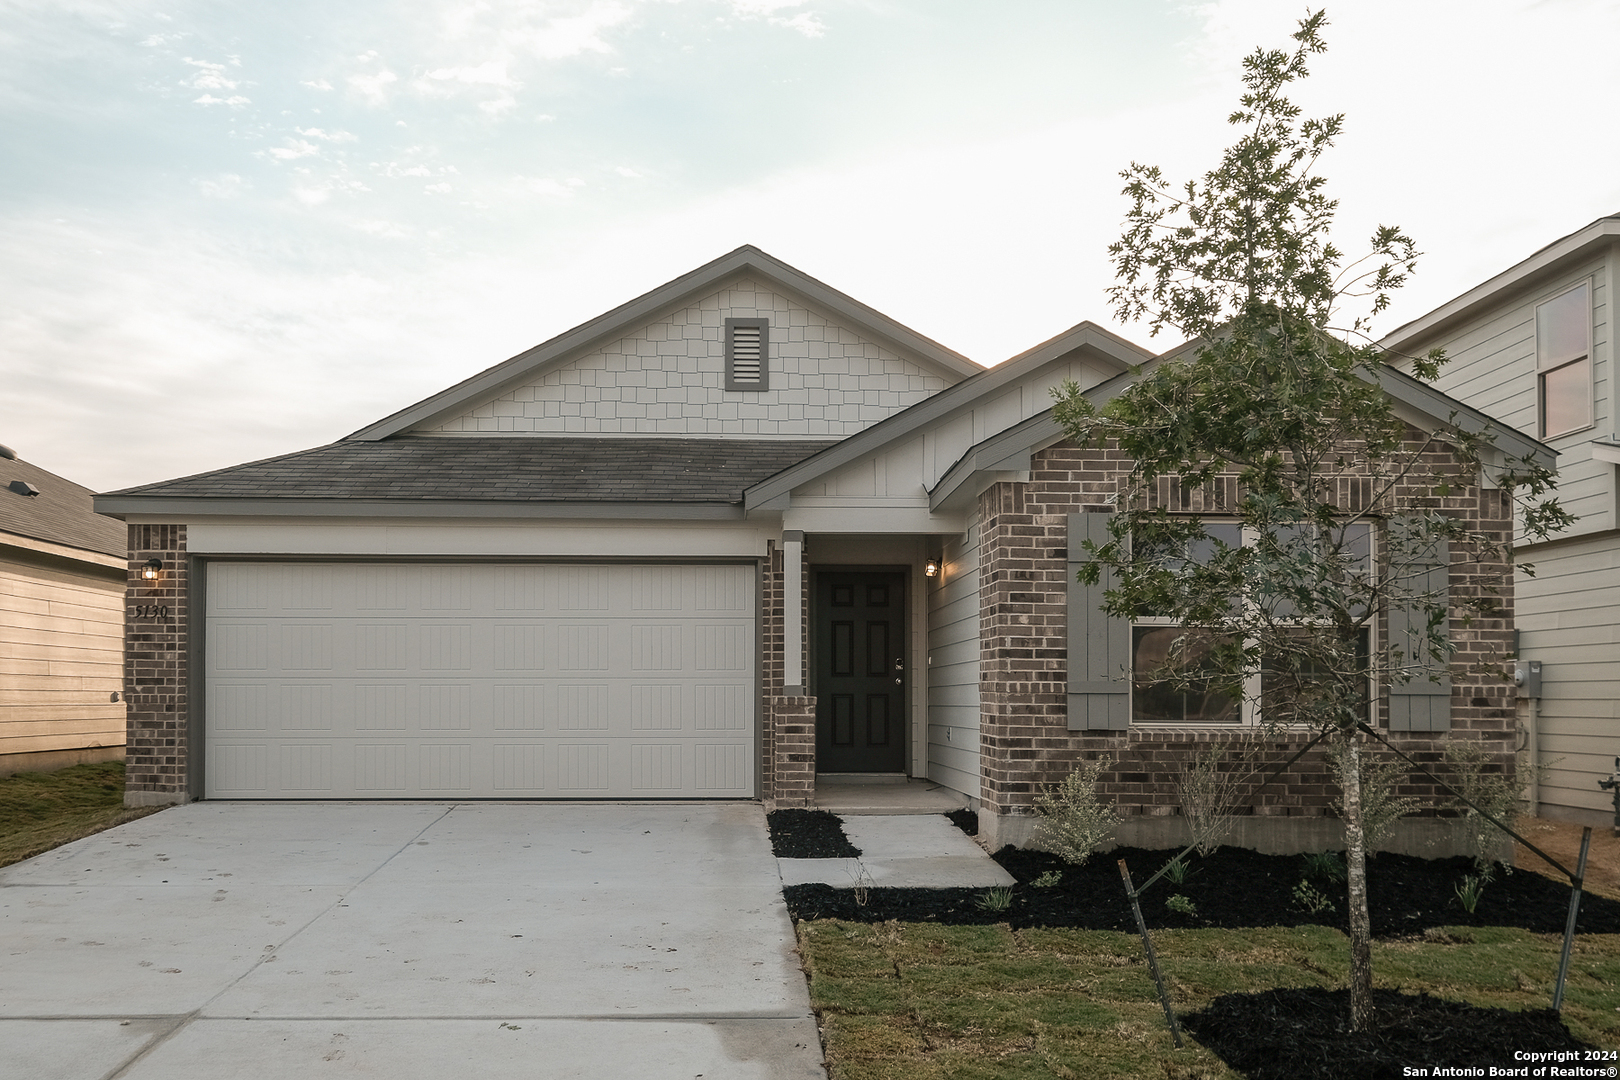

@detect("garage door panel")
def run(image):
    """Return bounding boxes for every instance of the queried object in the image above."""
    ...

[205,563,755,799]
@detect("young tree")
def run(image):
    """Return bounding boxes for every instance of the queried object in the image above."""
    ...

[1053,11,1570,1032]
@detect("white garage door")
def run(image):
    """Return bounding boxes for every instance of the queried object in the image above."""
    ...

[204,562,756,799]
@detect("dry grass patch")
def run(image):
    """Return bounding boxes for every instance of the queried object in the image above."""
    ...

[0,762,161,869]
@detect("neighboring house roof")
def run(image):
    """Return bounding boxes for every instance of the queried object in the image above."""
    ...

[1381,214,1620,352]
[96,437,840,518]
[0,449,125,560]
[347,246,983,442]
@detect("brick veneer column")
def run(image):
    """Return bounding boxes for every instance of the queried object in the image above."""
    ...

[760,539,816,806]
[124,524,190,807]
[767,697,816,809]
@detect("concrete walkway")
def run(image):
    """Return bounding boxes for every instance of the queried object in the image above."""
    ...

[778,814,1016,889]
[0,803,824,1080]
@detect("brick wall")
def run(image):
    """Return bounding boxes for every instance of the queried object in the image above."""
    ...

[976,438,1519,846]
[123,525,190,806]
[760,538,815,806]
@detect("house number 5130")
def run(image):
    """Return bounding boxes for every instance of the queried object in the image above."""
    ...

[133,605,170,619]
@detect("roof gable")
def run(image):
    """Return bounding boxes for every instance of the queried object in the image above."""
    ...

[351,246,982,441]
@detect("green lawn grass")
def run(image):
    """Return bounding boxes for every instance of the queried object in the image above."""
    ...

[0,761,162,869]
[797,919,1620,1079]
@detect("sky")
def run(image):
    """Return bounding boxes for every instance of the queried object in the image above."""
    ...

[4,0,1618,493]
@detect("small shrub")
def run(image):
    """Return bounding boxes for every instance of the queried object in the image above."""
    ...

[1029,757,1120,866]
[1443,737,1541,871]
[1292,879,1336,914]
[1455,868,1492,915]
[1165,894,1197,916]
[974,886,1013,913]
[1031,870,1063,888]
[1300,850,1346,883]
[1162,853,1199,885]
[1175,737,1254,856]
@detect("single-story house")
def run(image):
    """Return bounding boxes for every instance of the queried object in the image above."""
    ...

[1382,214,1620,828]
[95,247,1549,850]
[1,444,126,776]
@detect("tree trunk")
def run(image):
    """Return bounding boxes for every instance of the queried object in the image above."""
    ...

[1338,729,1376,1032]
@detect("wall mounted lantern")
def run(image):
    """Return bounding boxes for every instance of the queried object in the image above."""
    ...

[923,558,941,579]
[141,558,163,581]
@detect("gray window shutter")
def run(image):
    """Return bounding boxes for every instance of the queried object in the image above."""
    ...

[725,318,769,392]
[1068,512,1130,730]
[1387,518,1451,732]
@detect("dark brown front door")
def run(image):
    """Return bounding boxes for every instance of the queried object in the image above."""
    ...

[814,571,906,773]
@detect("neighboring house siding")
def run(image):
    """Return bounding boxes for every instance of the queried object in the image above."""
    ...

[0,552,125,769]
[1516,533,1620,818]
[1393,250,1616,826]
[424,276,952,437]
[1411,259,1611,536]
[926,514,980,802]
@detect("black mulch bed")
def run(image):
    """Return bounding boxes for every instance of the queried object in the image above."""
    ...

[1181,988,1594,1080]
[945,807,978,836]
[767,809,860,859]
[783,843,1620,937]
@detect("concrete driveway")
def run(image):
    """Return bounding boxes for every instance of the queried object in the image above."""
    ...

[0,803,825,1080]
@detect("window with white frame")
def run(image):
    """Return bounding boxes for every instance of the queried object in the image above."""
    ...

[1128,519,1373,726]
[1536,281,1592,439]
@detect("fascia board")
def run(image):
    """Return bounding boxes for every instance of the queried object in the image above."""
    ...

[1590,441,1620,465]
[92,497,746,522]
[0,531,126,570]
[348,246,981,442]
[743,323,1149,510]
[1380,218,1620,352]
[1369,364,1555,464]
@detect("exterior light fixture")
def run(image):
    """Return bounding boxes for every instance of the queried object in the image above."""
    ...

[142,558,163,581]
[923,558,940,579]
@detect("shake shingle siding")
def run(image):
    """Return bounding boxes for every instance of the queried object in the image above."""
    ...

[102,437,840,504]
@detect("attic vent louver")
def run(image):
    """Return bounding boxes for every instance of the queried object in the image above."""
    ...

[724,318,769,392]
[8,480,40,497]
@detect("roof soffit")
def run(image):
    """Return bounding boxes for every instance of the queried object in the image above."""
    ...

[349,246,983,441]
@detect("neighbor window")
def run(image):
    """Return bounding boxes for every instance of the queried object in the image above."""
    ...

[725,317,770,392]
[1537,281,1592,439]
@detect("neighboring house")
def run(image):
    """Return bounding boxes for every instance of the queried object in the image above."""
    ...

[1383,215,1620,828]
[0,445,127,776]
[95,246,1544,852]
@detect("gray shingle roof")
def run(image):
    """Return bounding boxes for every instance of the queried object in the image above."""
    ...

[100,437,842,504]
[0,452,126,557]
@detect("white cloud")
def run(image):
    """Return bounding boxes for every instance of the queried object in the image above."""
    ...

[523,177,578,197]
[352,218,410,238]
[478,95,517,115]
[348,69,398,105]
[183,57,238,91]
[614,166,642,178]
[298,127,357,142]
[301,79,334,91]
[268,139,320,161]
[195,173,248,198]
[421,59,517,88]
[192,94,250,107]
[424,182,453,194]
[772,12,823,37]
[505,2,633,60]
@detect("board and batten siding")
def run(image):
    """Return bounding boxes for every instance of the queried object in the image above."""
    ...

[0,554,125,763]
[925,515,980,803]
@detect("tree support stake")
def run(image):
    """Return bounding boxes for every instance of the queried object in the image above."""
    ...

[1118,858,1182,1049]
